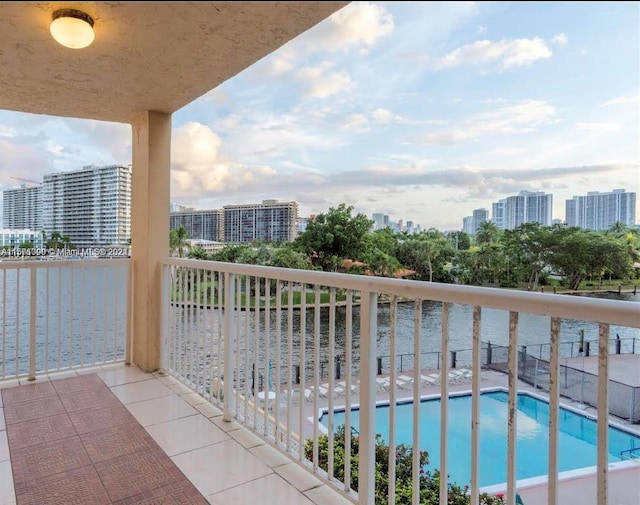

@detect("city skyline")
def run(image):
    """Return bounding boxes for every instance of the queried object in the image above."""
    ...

[0,2,638,230]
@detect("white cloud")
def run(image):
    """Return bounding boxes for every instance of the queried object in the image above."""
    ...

[424,100,557,144]
[575,122,620,132]
[295,62,356,98]
[437,37,552,69]
[477,25,487,34]
[307,2,395,53]
[601,93,640,106]
[551,33,568,46]
[339,113,369,131]
[370,108,394,124]
[170,121,280,199]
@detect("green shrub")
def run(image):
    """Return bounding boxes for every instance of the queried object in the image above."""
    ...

[304,426,502,505]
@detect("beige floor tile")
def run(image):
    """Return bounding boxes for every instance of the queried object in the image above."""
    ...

[274,463,323,492]
[207,473,314,505]
[228,428,265,449]
[110,379,173,404]
[99,366,153,387]
[249,443,293,468]
[305,484,354,505]
[46,370,78,381]
[0,460,15,505]
[167,382,195,395]
[146,414,229,456]
[126,394,197,427]
[75,365,104,376]
[0,380,19,391]
[193,401,223,418]
[172,439,272,496]
[0,432,8,462]
[181,392,207,406]
[211,416,242,432]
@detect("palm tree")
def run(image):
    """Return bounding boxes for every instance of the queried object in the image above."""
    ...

[475,221,500,245]
[169,226,189,258]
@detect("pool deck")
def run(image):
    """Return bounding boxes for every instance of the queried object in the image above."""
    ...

[564,353,640,387]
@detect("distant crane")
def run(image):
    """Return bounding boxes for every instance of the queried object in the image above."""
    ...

[10,176,41,187]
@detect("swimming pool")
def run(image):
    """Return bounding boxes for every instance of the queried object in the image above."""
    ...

[318,390,640,488]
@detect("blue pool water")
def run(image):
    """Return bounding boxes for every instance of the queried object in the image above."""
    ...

[319,391,640,487]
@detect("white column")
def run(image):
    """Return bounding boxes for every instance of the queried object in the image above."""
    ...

[130,111,171,371]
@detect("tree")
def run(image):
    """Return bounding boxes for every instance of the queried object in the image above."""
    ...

[305,426,502,505]
[474,221,500,246]
[445,231,471,251]
[19,241,34,249]
[294,203,373,271]
[187,246,209,260]
[169,226,189,258]
[46,231,63,249]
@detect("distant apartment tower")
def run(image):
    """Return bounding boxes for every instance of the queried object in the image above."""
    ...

[492,200,506,230]
[494,191,553,230]
[372,213,389,230]
[461,208,488,235]
[462,216,474,235]
[566,189,636,231]
[42,165,131,247]
[223,199,298,243]
[2,185,43,230]
[169,202,195,213]
[472,208,488,234]
[170,209,224,242]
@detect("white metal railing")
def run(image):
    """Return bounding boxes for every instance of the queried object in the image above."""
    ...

[161,258,640,505]
[0,258,131,380]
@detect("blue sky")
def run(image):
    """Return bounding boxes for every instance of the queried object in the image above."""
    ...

[1,2,638,230]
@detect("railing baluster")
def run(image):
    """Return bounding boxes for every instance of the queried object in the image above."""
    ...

[113,264,118,363]
[59,265,63,369]
[102,265,107,363]
[507,311,519,505]
[597,323,610,505]
[327,287,336,481]
[298,283,307,461]
[286,281,293,453]
[440,302,450,504]
[15,267,20,376]
[28,266,37,380]
[91,263,97,366]
[264,278,271,437]
[548,317,560,505]
[388,295,398,505]
[344,289,353,493]
[275,280,282,446]
[2,270,6,378]
[253,276,260,431]
[470,305,481,505]
[312,285,320,470]
[235,274,241,418]
[358,290,378,505]
[45,268,50,372]
[80,264,86,366]
[412,299,422,505]
[244,275,250,422]
[223,272,235,422]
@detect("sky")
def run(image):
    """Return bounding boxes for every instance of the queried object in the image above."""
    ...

[1,1,639,231]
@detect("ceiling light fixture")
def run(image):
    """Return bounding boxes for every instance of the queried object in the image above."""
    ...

[50,9,95,49]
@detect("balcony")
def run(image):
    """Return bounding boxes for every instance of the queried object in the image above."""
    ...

[1,258,639,505]
[1,3,639,504]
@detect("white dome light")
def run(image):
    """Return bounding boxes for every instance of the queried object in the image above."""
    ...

[50,9,95,49]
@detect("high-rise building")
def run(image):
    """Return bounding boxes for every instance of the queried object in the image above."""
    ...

[492,200,506,230]
[565,189,636,231]
[2,185,43,230]
[372,213,389,230]
[170,209,224,242]
[472,208,488,234]
[169,202,195,213]
[462,216,474,235]
[493,191,553,230]
[461,208,489,235]
[42,165,131,247]
[223,199,298,243]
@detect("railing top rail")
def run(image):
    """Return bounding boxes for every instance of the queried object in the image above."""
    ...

[0,258,131,269]
[164,258,640,329]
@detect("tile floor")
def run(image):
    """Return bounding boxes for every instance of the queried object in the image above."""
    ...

[0,365,351,505]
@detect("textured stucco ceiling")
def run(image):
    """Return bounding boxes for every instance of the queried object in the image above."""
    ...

[0,1,348,123]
